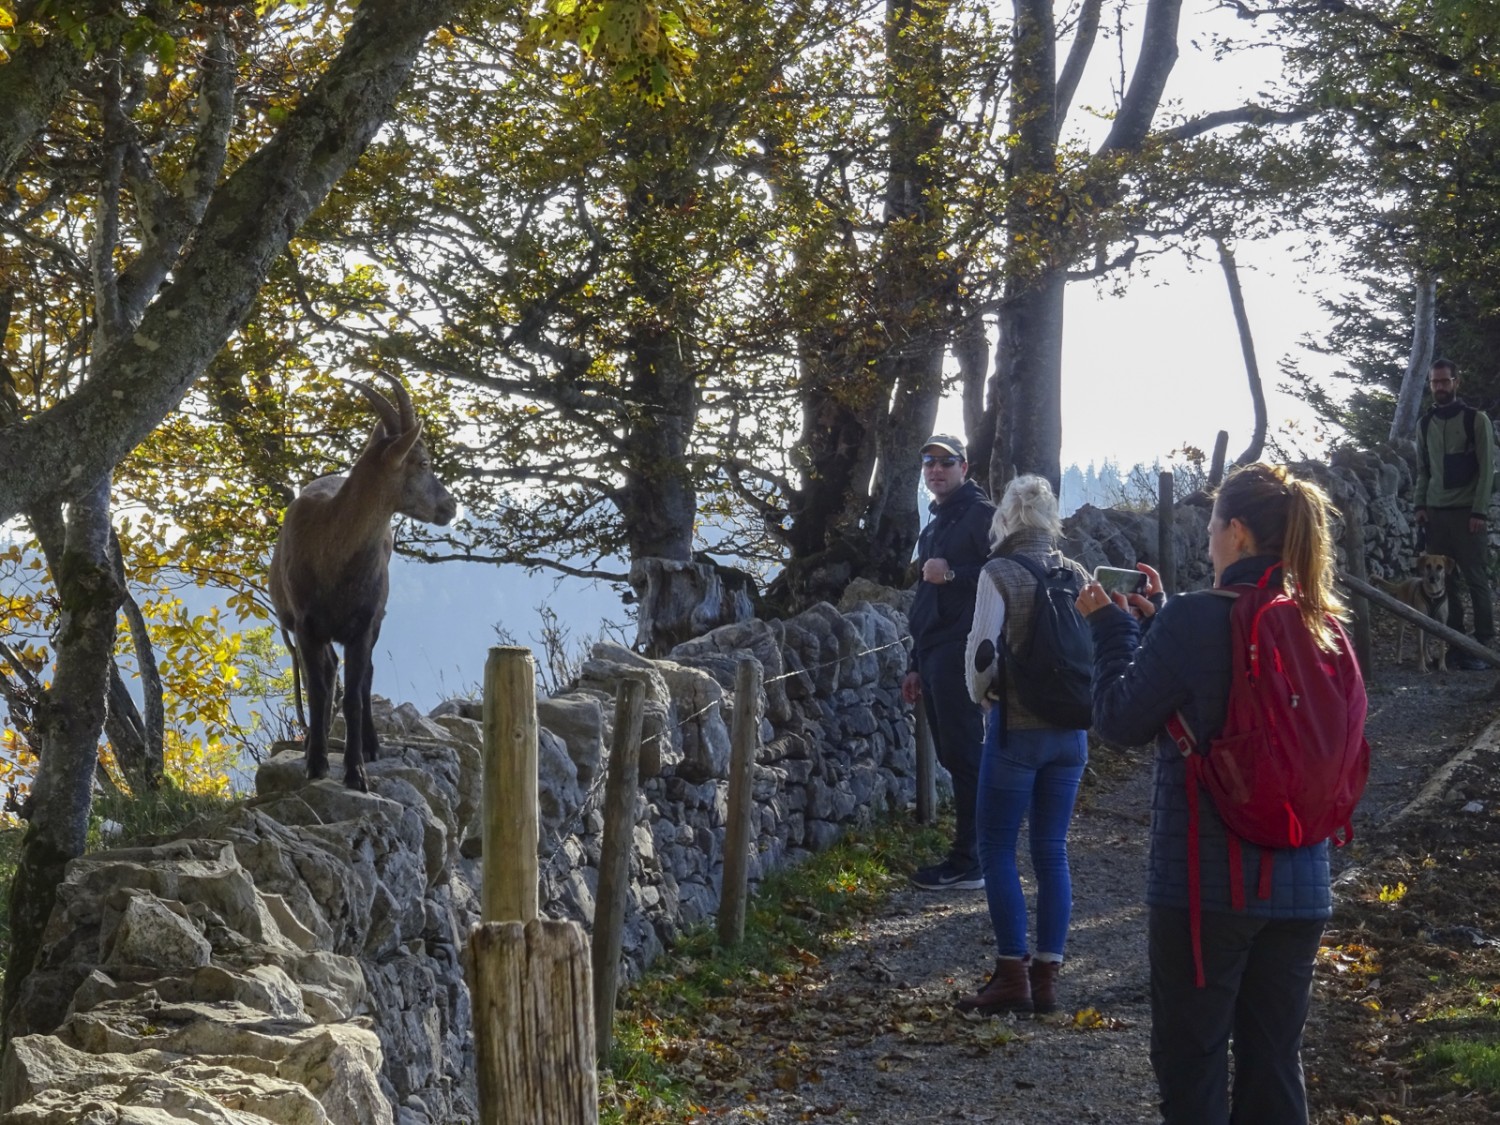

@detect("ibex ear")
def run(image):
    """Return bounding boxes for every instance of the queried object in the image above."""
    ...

[361,421,389,455]
[385,420,424,464]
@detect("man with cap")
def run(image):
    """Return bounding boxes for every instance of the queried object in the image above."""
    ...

[902,434,995,889]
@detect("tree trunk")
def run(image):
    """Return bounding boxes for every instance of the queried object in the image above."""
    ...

[992,267,1067,495]
[773,0,952,608]
[1390,270,1437,442]
[957,310,992,487]
[979,0,1184,494]
[1217,237,1267,466]
[3,476,120,1043]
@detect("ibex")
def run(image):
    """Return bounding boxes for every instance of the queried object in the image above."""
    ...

[269,373,456,791]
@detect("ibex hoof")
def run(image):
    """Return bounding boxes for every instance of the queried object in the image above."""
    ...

[307,757,330,781]
[344,768,369,794]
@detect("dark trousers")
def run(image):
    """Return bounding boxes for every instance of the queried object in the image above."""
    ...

[1148,906,1323,1125]
[917,641,984,868]
[1427,507,1495,643]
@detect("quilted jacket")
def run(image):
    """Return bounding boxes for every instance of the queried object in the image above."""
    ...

[1088,554,1333,920]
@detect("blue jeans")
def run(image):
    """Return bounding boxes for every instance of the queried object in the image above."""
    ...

[975,710,1087,958]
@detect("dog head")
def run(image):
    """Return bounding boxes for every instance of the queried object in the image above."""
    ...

[1417,553,1456,599]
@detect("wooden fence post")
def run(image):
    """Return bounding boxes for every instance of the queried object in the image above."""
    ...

[1341,503,1374,676]
[1209,429,1230,487]
[914,702,937,825]
[1158,471,1177,596]
[592,677,645,1067]
[470,645,598,1124]
[482,646,539,924]
[471,920,597,1124]
[718,657,762,948]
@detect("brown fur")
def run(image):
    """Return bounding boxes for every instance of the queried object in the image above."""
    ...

[269,374,455,791]
[1377,553,1455,673]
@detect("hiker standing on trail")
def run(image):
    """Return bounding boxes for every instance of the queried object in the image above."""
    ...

[956,475,1091,1016]
[901,434,994,891]
[1077,463,1369,1125]
[1415,357,1496,670]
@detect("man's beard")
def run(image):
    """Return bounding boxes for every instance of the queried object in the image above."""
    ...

[1434,389,1455,405]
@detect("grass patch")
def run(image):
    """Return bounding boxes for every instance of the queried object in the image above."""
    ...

[89,782,242,849]
[1420,1033,1500,1091]
[598,812,949,1124]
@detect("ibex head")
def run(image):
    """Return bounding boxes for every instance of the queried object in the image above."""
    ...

[345,372,457,526]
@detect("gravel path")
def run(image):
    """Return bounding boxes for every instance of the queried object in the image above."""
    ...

[688,618,1498,1124]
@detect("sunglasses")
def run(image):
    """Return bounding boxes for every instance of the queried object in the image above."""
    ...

[922,454,961,468]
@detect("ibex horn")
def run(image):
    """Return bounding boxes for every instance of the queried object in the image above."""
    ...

[372,370,416,432]
[339,378,401,437]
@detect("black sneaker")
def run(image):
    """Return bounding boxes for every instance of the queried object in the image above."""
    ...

[911,858,985,891]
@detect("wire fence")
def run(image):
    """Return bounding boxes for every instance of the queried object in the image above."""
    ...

[538,635,911,873]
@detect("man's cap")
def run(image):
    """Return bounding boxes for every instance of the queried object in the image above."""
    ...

[921,434,966,461]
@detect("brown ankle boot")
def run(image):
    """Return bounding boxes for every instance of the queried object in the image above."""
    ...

[957,957,1032,1015]
[1029,958,1061,1015]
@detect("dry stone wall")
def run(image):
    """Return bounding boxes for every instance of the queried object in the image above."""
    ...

[0,598,922,1124]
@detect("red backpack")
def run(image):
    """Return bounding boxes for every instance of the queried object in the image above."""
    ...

[1165,565,1370,986]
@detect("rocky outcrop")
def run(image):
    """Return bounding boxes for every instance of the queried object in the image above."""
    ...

[2,732,484,1125]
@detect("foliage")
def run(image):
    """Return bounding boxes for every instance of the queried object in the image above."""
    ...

[0,530,289,803]
[1275,0,1500,435]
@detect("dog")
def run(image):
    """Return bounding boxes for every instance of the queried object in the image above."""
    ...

[1377,553,1456,672]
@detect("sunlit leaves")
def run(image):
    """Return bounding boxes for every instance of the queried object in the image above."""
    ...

[528,0,708,104]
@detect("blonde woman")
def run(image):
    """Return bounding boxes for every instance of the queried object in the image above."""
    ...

[958,474,1090,1016]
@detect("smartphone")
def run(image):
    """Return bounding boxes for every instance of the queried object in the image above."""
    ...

[1094,565,1148,597]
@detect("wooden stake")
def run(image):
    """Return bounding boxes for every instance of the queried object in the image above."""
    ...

[470,919,597,1124]
[718,657,762,947]
[592,677,645,1067]
[1340,504,1374,676]
[482,646,538,924]
[1158,471,1177,596]
[914,701,937,825]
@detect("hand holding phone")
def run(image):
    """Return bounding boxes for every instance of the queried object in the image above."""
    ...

[1094,565,1148,597]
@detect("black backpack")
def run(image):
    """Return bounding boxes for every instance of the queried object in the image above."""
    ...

[999,553,1094,730]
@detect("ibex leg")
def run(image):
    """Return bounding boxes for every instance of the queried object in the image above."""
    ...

[300,635,336,781]
[341,636,374,792]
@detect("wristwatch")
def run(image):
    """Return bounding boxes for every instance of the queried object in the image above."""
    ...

[944,568,956,583]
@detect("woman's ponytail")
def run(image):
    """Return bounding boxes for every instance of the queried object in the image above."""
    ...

[1215,463,1347,649]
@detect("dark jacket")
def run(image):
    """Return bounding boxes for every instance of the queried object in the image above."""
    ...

[1089,555,1332,920]
[908,479,995,661]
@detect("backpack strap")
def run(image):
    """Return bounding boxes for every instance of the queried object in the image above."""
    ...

[1165,585,1246,991]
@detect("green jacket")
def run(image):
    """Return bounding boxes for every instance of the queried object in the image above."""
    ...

[1415,401,1497,517]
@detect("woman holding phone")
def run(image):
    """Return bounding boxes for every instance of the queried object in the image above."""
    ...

[1075,462,1357,1125]
[958,474,1093,1016]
